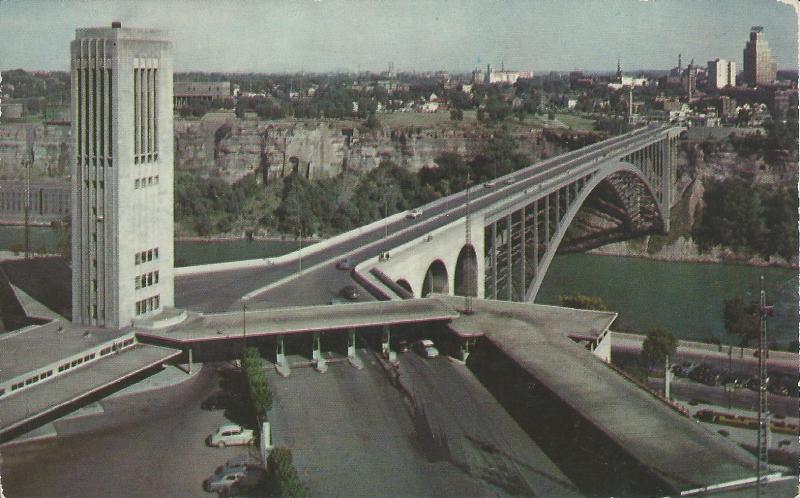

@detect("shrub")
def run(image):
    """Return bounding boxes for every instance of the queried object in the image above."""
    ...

[241,347,272,420]
[268,447,306,498]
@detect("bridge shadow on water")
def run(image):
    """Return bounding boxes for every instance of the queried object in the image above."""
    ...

[466,338,675,498]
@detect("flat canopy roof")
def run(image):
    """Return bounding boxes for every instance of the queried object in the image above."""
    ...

[0,344,180,439]
[0,319,132,383]
[445,297,758,492]
[137,299,460,345]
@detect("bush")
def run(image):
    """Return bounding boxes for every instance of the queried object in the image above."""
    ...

[242,347,272,420]
[268,447,306,498]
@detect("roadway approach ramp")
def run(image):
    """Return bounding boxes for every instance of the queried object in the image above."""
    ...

[439,296,765,495]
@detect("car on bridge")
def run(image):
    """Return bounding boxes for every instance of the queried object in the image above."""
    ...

[406,209,423,219]
[340,285,360,301]
[336,257,354,270]
[207,424,255,448]
[414,339,439,359]
[483,181,496,188]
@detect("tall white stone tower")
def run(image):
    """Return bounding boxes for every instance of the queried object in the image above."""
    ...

[71,23,174,329]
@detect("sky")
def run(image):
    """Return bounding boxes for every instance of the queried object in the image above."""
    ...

[0,0,797,73]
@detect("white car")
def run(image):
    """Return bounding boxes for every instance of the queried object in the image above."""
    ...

[414,339,439,359]
[406,209,422,219]
[207,424,255,448]
[483,181,496,188]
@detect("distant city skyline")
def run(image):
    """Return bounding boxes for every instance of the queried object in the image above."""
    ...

[0,0,798,74]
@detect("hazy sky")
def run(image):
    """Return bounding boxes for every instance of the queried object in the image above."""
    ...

[0,0,797,73]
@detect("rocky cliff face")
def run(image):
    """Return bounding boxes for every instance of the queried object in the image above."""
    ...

[0,122,70,180]
[172,117,549,182]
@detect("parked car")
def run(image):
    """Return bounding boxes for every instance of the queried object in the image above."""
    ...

[336,257,354,270]
[414,339,439,359]
[228,467,268,496]
[204,468,246,494]
[207,424,255,448]
[340,285,360,301]
[672,360,699,377]
[406,209,422,219]
[395,339,410,353]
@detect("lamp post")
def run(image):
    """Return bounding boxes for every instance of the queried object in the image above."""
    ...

[298,227,303,275]
[242,301,247,343]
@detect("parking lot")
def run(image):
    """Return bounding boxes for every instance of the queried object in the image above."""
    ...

[0,365,262,497]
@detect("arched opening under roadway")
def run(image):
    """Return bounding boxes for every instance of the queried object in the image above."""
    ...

[454,244,478,297]
[421,259,449,297]
[396,279,413,296]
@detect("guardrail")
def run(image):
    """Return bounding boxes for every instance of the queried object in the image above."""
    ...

[370,268,414,299]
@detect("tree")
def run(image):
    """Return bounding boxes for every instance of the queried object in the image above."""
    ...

[641,328,678,368]
[558,294,607,311]
[450,108,464,121]
[693,178,763,254]
[723,297,760,346]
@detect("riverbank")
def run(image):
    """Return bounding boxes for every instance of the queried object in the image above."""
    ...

[590,236,799,270]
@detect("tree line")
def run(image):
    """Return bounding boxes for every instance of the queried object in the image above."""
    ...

[693,177,798,261]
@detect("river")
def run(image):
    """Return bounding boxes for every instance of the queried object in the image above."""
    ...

[2,226,797,347]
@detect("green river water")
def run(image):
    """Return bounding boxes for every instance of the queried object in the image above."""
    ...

[2,226,797,346]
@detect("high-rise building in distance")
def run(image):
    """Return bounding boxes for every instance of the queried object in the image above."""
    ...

[707,58,736,89]
[743,26,777,86]
[71,23,175,329]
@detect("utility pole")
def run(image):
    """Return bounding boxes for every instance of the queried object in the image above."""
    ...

[23,126,35,259]
[756,275,774,497]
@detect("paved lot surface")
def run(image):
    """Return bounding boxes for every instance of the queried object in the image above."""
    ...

[0,365,258,497]
[267,346,573,497]
[396,352,580,496]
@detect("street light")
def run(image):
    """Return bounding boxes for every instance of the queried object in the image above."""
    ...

[242,301,247,342]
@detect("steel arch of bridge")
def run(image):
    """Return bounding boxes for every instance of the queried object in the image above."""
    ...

[483,134,679,303]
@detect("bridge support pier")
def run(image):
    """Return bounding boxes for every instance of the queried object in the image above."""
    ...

[312,332,327,373]
[274,335,291,377]
[347,328,363,369]
[381,325,396,363]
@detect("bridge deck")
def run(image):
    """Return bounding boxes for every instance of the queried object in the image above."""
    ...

[0,344,181,440]
[137,299,460,345]
[440,297,759,493]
